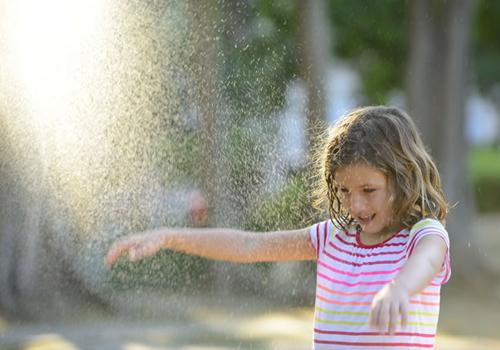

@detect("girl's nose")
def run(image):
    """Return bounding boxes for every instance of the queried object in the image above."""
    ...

[349,194,366,214]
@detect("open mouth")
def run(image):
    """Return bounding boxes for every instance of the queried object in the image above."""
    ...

[357,214,375,226]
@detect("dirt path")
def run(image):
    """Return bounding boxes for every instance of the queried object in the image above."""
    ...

[1,308,500,350]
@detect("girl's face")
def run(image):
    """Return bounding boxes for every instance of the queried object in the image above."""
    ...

[335,163,398,242]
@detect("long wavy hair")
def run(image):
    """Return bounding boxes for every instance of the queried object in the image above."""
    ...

[313,106,448,231]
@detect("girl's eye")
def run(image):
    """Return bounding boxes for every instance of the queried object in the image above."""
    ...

[340,188,349,193]
[364,188,376,193]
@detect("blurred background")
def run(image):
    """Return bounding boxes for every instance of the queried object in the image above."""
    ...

[0,0,499,349]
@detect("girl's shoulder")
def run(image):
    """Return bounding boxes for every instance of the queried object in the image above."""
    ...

[309,219,355,244]
[409,217,446,234]
[408,217,449,245]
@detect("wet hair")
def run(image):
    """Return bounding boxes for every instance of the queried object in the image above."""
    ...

[313,106,448,231]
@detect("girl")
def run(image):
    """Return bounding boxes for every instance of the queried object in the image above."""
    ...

[105,106,450,349]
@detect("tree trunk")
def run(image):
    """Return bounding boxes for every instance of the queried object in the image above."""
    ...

[406,0,486,279]
[297,0,330,155]
[185,1,230,227]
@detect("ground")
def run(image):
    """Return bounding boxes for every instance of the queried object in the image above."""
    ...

[0,214,499,350]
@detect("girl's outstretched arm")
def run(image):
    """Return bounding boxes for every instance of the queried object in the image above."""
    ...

[104,227,316,269]
[368,235,448,334]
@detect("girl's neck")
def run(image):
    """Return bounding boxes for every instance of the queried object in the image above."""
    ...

[358,222,402,246]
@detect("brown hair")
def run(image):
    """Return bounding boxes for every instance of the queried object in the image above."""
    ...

[313,106,448,231]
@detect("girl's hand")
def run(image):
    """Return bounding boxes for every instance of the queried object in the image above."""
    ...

[104,230,168,269]
[368,282,409,334]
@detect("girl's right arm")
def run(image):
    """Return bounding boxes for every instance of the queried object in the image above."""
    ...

[104,227,315,269]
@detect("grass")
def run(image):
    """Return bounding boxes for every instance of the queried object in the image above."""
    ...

[469,146,500,180]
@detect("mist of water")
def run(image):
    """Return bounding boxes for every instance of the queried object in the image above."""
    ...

[0,0,316,319]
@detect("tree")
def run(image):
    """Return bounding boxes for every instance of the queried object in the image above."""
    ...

[328,0,408,103]
[406,0,485,279]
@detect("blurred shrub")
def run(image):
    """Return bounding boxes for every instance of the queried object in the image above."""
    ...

[247,172,318,231]
[474,177,500,212]
[235,172,318,302]
[469,147,500,212]
[108,250,213,292]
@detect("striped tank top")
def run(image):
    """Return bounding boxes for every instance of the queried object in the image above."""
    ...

[308,218,451,349]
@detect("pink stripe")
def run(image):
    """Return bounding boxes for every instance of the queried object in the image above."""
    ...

[316,224,320,257]
[318,281,439,299]
[441,258,451,284]
[330,241,406,258]
[406,231,420,253]
[317,293,371,305]
[318,260,402,277]
[317,283,376,296]
[407,229,444,255]
[314,328,435,338]
[336,234,406,249]
[323,221,328,247]
[318,271,390,286]
[344,231,409,238]
[324,250,406,267]
[314,340,434,348]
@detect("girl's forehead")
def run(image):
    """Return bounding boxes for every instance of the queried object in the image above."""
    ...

[334,164,387,186]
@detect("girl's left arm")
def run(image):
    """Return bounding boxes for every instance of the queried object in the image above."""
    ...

[368,235,448,334]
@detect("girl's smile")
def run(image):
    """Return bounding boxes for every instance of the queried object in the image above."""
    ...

[335,163,399,245]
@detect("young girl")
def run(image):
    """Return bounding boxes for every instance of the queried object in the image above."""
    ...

[105,106,450,349]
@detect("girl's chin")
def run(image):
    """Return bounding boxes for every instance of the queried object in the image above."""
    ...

[360,224,383,235]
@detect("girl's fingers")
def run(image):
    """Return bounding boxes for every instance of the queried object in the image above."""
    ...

[399,302,408,329]
[378,302,390,333]
[128,240,162,262]
[104,234,163,268]
[371,303,384,331]
[130,244,151,261]
[104,241,129,268]
[370,301,401,334]
[388,303,399,334]
[105,237,142,267]
[368,303,379,329]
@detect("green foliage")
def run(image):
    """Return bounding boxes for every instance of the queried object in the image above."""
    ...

[221,0,298,116]
[108,249,213,292]
[472,0,500,93]
[473,177,500,213]
[248,173,318,232]
[328,0,409,103]
[162,129,204,185]
[469,147,500,212]
[326,0,500,100]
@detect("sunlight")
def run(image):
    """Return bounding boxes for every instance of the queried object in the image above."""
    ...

[237,311,311,341]
[1,0,108,154]
[22,334,79,350]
